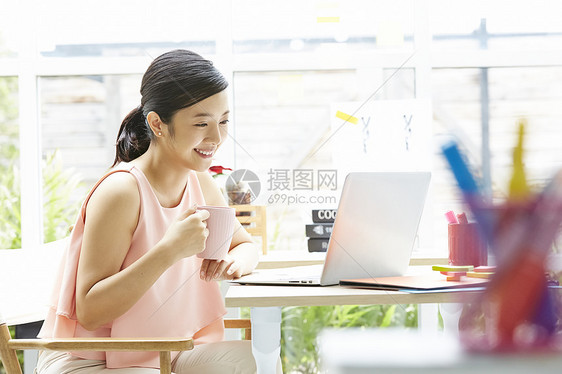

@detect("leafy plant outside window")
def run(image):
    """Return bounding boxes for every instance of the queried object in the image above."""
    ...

[0,151,84,249]
[241,304,418,373]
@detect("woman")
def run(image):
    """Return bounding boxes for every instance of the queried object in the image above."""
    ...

[36,49,261,373]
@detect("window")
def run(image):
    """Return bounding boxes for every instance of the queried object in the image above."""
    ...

[40,75,142,185]
[430,0,562,51]
[233,68,416,250]
[0,13,18,58]
[36,0,218,58]
[39,75,144,241]
[2,0,561,256]
[232,0,415,54]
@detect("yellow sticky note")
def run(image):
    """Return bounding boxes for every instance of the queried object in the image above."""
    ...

[466,271,494,279]
[316,1,340,23]
[432,265,474,273]
[317,16,340,23]
[335,110,358,125]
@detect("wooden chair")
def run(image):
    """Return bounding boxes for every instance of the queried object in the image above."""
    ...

[224,318,252,341]
[0,319,252,374]
[232,205,267,254]
[0,320,192,374]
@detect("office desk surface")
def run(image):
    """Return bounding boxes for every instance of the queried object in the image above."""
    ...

[225,284,477,308]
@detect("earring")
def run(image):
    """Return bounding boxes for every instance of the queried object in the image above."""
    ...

[158,132,162,136]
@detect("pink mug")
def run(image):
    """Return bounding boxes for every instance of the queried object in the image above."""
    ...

[196,206,236,260]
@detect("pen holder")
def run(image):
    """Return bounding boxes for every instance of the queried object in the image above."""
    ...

[457,201,562,353]
[448,222,487,267]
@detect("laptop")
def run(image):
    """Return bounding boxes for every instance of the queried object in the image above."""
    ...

[232,172,431,286]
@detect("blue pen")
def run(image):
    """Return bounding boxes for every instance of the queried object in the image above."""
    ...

[441,141,493,242]
[441,141,480,195]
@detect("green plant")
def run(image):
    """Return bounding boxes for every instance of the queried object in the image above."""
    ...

[0,76,19,249]
[0,152,84,249]
[0,163,21,248]
[237,303,418,373]
[280,304,418,374]
[42,151,84,243]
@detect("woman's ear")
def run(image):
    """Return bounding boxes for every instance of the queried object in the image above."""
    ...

[146,111,164,137]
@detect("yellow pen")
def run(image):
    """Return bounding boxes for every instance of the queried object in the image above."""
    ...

[508,119,530,199]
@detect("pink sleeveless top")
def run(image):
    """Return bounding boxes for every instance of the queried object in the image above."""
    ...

[39,164,226,369]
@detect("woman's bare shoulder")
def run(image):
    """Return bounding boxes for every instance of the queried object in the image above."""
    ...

[96,171,138,198]
[86,171,140,220]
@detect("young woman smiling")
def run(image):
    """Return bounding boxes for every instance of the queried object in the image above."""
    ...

[36,49,269,374]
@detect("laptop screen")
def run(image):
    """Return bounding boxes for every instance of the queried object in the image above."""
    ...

[320,172,430,285]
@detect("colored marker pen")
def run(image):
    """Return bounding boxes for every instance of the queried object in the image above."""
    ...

[445,210,459,224]
[456,212,468,224]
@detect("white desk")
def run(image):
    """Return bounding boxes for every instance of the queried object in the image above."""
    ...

[1,242,450,373]
[224,283,478,374]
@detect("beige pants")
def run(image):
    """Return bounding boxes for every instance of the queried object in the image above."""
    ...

[35,340,281,374]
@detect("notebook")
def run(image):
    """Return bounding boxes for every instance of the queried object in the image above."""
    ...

[339,273,488,291]
[232,171,431,286]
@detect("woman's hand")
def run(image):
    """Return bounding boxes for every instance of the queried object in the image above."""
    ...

[200,254,243,281]
[159,205,211,263]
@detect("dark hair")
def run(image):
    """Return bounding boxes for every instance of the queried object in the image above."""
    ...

[112,49,229,166]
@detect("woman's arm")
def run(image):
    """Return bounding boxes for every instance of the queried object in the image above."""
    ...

[197,171,260,281]
[76,172,209,331]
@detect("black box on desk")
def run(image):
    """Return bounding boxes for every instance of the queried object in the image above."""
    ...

[312,209,337,223]
[308,238,330,252]
[305,223,334,238]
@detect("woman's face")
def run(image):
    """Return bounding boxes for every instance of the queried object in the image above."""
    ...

[163,90,229,172]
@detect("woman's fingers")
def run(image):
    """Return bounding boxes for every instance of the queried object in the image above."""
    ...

[200,259,211,280]
[200,257,235,281]
[194,209,210,221]
[226,261,244,279]
[177,204,198,221]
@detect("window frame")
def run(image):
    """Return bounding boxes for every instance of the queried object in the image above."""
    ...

[5,0,562,250]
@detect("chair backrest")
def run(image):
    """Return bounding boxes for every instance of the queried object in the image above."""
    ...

[232,205,267,254]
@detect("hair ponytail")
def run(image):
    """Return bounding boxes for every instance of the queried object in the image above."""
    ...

[112,106,152,166]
